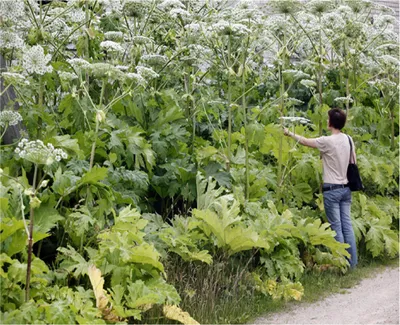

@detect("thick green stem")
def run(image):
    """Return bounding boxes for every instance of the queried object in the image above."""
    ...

[318,15,323,136]
[89,79,106,170]
[390,109,395,151]
[0,125,8,140]
[277,16,287,198]
[85,1,90,85]
[25,164,38,302]
[37,76,44,139]
[278,65,284,190]
[242,43,249,200]
[227,34,232,171]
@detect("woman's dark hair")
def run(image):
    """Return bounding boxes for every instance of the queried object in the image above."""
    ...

[328,108,347,130]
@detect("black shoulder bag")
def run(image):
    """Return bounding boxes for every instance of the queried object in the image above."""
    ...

[346,135,363,191]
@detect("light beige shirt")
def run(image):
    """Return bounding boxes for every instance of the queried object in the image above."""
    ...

[315,133,355,184]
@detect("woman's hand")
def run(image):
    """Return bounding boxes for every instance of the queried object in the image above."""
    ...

[283,128,291,136]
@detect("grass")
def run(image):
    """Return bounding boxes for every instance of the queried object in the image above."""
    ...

[141,256,398,324]
[246,257,399,324]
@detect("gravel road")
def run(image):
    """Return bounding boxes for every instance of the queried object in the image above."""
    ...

[253,266,399,325]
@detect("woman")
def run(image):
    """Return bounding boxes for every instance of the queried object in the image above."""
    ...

[283,108,357,268]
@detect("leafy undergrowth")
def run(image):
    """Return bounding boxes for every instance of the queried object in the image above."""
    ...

[1,0,399,324]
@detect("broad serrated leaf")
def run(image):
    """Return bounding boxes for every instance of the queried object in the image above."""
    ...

[78,167,108,185]
[163,305,199,325]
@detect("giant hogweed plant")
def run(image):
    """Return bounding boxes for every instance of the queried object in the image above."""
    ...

[0,0,399,323]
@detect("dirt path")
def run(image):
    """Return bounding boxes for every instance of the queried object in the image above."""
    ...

[253,266,399,325]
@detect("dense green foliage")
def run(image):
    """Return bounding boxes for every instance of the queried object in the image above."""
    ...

[0,0,398,323]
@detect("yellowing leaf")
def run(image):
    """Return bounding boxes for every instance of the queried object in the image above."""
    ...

[88,264,122,322]
[163,305,199,325]
[88,264,108,310]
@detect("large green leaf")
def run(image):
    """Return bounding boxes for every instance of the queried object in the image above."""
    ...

[78,166,108,185]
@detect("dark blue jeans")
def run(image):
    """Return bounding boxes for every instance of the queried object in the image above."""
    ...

[323,184,358,268]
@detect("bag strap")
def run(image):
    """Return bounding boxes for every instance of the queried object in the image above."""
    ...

[346,135,354,164]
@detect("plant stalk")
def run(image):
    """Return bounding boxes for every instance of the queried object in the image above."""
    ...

[242,34,250,200]
[227,34,232,171]
[25,163,38,302]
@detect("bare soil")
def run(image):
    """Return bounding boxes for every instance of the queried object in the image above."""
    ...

[253,266,399,325]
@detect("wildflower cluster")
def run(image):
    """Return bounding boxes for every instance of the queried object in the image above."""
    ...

[68,8,86,23]
[22,45,53,75]
[0,111,23,128]
[322,12,345,31]
[170,8,191,19]
[185,23,202,33]
[136,66,159,80]
[58,71,78,82]
[99,0,123,14]
[300,79,317,88]
[158,0,184,10]
[2,72,29,86]
[45,18,71,38]
[211,20,250,37]
[280,116,311,125]
[125,73,147,86]
[0,30,24,49]
[123,0,151,17]
[141,54,168,66]
[104,31,124,41]
[0,0,25,23]
[67,58,91,69]
[15,139,68,165]
[334,96,354,104]
[375,15,397,29]
[88,63,124,80]
[100,41,125,53]
[132,36,153,45]
[116,65,129,71]
[306,0,333,15]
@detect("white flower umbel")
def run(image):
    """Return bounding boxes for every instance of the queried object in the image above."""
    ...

[322,12,345,30]
[300,79,317,88]
[123,0,151,17]
[158,0,184,10]
[211,20,250,37]
[116,65,129,71]
[170,8,191,19]
[279,116,311,125]
[2,72,29,86]
[185,23,202,33]
[0,111,23,128]
[104,31,124,41]
[269,0,302,15]
[44,18,71,38]
[306,0,333,15]
[99,0,123,14]
[336,5,353,16]
[22,45,53,75]
[136,65,159,80]
[334,96,354,104]
[132,35,153,45]
[15,139,68,165]
[88,63,124,80]
[100,41,125,53]
[282,69,310,82]
[378,55,400,67]
[375,15,397,29]
[58,71,78,82]
[67,58,91,69]
[68,8,86,23]
[0,0,25,23]
[125,73,147,86]
[0,30,24,49]
[141,54,168,66]
[368,79,397,89]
